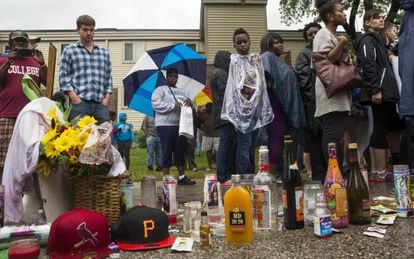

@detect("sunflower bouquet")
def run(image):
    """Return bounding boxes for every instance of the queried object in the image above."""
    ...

[36,107,110,179]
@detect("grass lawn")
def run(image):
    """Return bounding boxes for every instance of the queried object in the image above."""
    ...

[129,146,211,182]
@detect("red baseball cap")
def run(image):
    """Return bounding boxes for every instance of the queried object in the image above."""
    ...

[111,205,176,251]
[47,209,111,259]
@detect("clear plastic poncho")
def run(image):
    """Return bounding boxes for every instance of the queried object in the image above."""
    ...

[221,53,274,133]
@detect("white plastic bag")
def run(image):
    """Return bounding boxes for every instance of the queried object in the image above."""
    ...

[179,106,194,138]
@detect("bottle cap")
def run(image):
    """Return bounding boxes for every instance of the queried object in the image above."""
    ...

[231,174,241,183]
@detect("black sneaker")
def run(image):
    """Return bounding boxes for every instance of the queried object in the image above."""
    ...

[178,176,196,185]
[147,166,153,171]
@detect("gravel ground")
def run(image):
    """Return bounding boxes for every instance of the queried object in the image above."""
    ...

[39,180,414,258]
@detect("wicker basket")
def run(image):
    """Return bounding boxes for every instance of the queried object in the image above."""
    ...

[73,175,121,223]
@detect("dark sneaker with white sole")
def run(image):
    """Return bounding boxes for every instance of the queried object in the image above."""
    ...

[178,176,196,185]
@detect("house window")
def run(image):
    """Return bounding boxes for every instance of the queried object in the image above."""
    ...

[124,42,144,62]
[124,43,133,61]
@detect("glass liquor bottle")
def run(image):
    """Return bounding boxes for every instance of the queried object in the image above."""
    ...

[282,135,304,230]
[200,211,211,249]
[346,143,371,224]
[324,143,348,228]
[252,145,278,234]
[224,174,253,244]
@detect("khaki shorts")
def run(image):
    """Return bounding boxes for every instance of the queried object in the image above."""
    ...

[201,136,219,151]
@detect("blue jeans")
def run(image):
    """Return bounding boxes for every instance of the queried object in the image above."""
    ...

[216,124,236,183]
[236,129,257,175]
[146,135,162,168]
[69,100,110,125]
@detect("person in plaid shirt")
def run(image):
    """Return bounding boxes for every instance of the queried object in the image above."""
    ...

[59,14,112,124]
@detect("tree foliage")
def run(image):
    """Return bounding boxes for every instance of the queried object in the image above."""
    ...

[279,0,401,39]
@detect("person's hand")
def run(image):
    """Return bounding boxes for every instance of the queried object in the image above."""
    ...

[337,35,348,44]
[183,98,192,107]
[372,91,382,105]
[102,98,110,106]
[33,49,46,66]
[7,50,16,65]
[71,95,82,104]
[173,101,181,110]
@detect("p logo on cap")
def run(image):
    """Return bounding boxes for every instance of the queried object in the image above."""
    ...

[47,209,111,258]
[111,206,176,251]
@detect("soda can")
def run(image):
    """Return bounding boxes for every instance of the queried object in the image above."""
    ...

[393,165,413,218]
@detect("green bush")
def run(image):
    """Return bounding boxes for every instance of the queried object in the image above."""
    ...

[134,130,147,149]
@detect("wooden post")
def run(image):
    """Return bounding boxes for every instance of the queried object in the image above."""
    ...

[141,176,157,209]
[46,42,57,99]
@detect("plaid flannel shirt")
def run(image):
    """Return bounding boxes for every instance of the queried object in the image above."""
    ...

[59,42,112,102]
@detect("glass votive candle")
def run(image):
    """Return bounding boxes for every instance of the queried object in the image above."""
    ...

[8,238,40,259]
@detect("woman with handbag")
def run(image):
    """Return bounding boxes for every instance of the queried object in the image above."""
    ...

[354,9,404,181]
[313,0,356,172]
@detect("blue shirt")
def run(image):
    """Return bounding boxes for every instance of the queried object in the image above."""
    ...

[59,42,112,102]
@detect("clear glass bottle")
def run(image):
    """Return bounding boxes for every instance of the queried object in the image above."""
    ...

[183,203,192,233]
[314,194,332,238]
[304,181,323,225]
[253,145,278,234]
[200,211,211,249]
[193,205,202,232]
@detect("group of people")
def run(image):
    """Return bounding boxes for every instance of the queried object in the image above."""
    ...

[1,1,414,190]
[210,0,414,184]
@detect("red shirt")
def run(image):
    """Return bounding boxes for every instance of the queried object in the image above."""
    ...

[0,57,44,118]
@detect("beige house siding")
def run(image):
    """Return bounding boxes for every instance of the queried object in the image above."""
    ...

[203,3,268,64]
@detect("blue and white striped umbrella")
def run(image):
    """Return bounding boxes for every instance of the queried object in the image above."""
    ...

[123,43,206,116]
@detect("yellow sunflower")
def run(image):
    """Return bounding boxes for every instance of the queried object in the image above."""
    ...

[77,116,97,129]
[44,142,60,158]
[41,128,57,145]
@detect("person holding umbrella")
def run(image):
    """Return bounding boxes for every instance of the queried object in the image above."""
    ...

[151,67,196,185]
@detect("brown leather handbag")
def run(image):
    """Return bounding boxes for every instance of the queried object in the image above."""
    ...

[312,49,363,98]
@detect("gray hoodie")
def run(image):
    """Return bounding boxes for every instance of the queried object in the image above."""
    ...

[151,85,190,126]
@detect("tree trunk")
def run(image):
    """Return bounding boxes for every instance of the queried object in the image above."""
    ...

[348,0,361,40]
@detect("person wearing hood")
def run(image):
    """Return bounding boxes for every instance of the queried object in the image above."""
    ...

[355,9,404,181]
[211,50,236,183]
[113,112,134,171]
[260,32,308,180]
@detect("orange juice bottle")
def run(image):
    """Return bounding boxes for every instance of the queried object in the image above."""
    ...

[224,174,253,244]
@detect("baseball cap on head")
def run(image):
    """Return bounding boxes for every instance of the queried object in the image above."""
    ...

[47,208,111,259]
[9,30,29,42]
[111,205,176,251]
